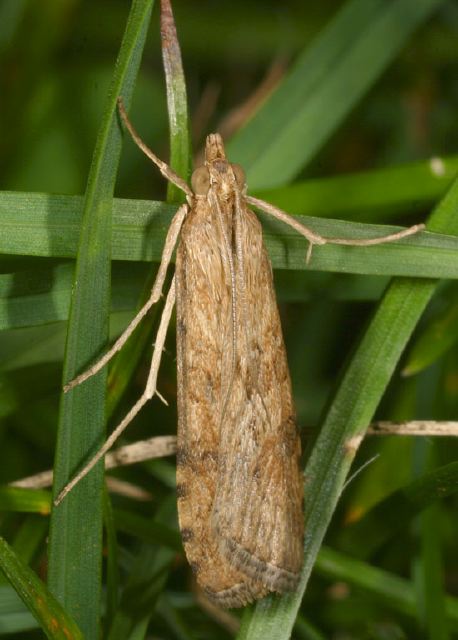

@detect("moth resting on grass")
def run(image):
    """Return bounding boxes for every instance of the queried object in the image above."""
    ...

[175,133,304,606]
[56,98,423,607]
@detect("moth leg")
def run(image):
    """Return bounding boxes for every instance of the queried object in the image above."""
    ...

[117,97,193,199]
[324,224,425,245]
[245,195,326,249]
[245,195,424,261]
[54,278,176,506]
[64,203,187,392]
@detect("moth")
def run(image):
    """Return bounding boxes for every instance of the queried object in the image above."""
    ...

[56,98,423,607]
[175,133,304,606]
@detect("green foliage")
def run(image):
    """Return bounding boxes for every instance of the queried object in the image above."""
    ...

[0,0,457,638]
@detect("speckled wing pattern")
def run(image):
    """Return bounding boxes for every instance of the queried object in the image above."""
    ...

[175,134,303,608]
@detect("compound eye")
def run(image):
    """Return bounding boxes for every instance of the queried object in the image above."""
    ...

[231,163,246,188]
[191,166,210,195]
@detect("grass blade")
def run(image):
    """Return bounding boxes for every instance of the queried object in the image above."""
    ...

[338,461,458,558]
[104,0,190,420]
[0,536,83,639]
[0,488,50,514]
[1,193,457,277]
[315,546,458,628]
[47,1,156,637]
[160,0,190,202]
[105,2,190,633]
[402,291,458,375]
[228,0,446,188]
[254,155,458,222]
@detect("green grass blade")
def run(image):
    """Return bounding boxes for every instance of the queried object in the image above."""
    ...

[103,488,120,633]
[0,488,50,514]
[227,0,446,188]
[161,0,190,202]
[0,536,83,639]
[1,192,457,277]
[417,503,450,638]
[104,0,190,421]
[237,154,458,640]
[412,443,450,639]
[107,498,177,640]
[0,584,38,634]
[402,290,458,375]
[47,1,156,637]
[338,461,458,559]
[105,3,190,634]
[254,155,458,222]
[315,546,458,628]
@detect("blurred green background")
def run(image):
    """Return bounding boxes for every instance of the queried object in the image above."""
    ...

[0,1,457,638]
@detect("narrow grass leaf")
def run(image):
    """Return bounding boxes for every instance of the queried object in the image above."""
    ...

[417,503,450,639]
[403,291,458,375]
[1,193,457,277]
[0,537,83,639]
[254,155,458,222]
[104,0,190,422]
[0,262,149,331]
[0,488,50,515]
[315,546,458,628]
[47,1,156,637]
[106,4,190,634]
[228,0,446,188]
[160,0,190,202]
[338,461,458,559]
[0,584,38,634]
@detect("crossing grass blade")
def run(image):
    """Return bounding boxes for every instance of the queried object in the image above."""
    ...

[0,193,457,278]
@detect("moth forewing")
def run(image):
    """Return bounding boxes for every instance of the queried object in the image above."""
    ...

[175,179,269,608]
[175,134,303,606]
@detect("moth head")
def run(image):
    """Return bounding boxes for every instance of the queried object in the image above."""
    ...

[193,134,246,196]
[192,161,245,197]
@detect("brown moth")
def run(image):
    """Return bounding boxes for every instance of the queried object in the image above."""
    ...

[56,98,423,608]
[175,134,303,606]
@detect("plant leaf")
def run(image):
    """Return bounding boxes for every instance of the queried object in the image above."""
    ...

[47,2,156,637]
[0,536,83,639]
[228,0,446,188]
